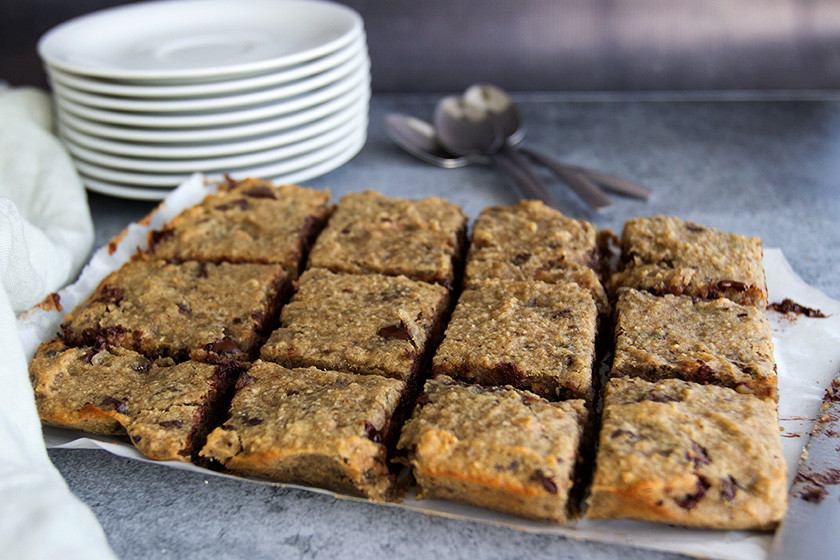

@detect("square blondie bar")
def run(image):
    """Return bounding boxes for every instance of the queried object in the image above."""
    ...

[398,375,587,522]
[306,190,468,288]
[30,338,241,462]
[432,279,597,400]
[201,361,405,500]
[62,257,289,361]
[611,288,777,399]
[148,178,331,274]
[587,377,787,529]
[610,215,767,306]
[463,200,607,311]
[261,268,450,383]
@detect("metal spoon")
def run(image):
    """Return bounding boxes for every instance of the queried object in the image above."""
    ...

[384,111,537,195]
[464,84,653,203]
[463,84,611,211]
[432,95,558,207]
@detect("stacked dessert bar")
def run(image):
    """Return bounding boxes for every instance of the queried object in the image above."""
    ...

[28,182,788,529]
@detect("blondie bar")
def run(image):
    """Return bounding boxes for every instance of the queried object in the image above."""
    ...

[261,268,449,383]
[610,215,766,306]
[306,191,468,287]
[201,361,405,500]
[463,200,607,311]
[148,178,331,274]
[586,377,787,529]
[30,338,241,462]
[62,257,289,361]
[432,279,597,400]
[611,288,777,399]
[398,375,587,522]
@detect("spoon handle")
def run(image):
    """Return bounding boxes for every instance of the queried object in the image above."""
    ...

[493,148,558,208]
[520,147,652,200]
[519,147,612,212]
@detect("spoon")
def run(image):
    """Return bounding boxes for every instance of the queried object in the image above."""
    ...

[384,111,538,194]
[385,112,653,207]
[433,95,558,207]
[463,84,612,211]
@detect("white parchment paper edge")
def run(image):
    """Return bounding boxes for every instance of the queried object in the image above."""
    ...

[16,174,840,560]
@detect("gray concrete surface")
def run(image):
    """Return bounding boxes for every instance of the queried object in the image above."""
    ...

[55,92,840,560]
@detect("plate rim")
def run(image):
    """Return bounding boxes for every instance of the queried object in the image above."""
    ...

[44,33,367,98]
[37,0,364,81]
[72,122,367,187]
[56,93,368,159]
[56,83,370,143]
[53,60,369,128]
[48,48,367,113]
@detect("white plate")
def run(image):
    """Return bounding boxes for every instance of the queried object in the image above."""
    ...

[56,83,369,143]
[72,123,366,187]
[81,129,366,200]
[45,33,366,98]
[38,0,363,81]
[57,93,367,159]
[61,111,366,172]
[54,60,369,128]
[49,48,367,113]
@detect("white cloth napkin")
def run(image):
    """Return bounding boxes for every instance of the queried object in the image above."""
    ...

[0,85,116,559]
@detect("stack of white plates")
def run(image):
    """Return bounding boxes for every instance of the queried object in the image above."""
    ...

[38,0,370,200]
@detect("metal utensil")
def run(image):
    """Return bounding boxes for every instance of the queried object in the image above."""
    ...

[769,376,840,560]
[464,83,652,204]
[432,96,558,207]
[463,84,611,211]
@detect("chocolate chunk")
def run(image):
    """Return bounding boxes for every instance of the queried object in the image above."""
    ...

[675,475,710,510]
[100,396,128,414]
[80,349,97,364]
[204,336,241,355]
[685,222,707,233]
[243,185,276,199]
[96,285,124,305]
[643,389,679,403]
[244,417,263,426]
[494,362,525,385]
[148,229,174,251]
[767,298,827,318]
[512,252,531,266]
[378,322,412,342]
[530,469,559,494]
[364,421,381,442]
[687,440,711,467]
[720,475,738,501]
[176,302,191,314]
[159,420,183,429]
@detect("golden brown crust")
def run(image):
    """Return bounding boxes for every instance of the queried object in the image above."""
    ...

[432,279,597,400]
[398,376,587,522]
[261,268,449,382]
[200,361,405,500]
[611,288,778,399]
[587,377,787,529]
[610,215,767,307]
[61,257,290,361]
[148,179,331,274]
[463,200,608,312]
[306,190,468,287]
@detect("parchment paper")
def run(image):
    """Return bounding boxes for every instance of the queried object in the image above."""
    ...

[17,174,840,560]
